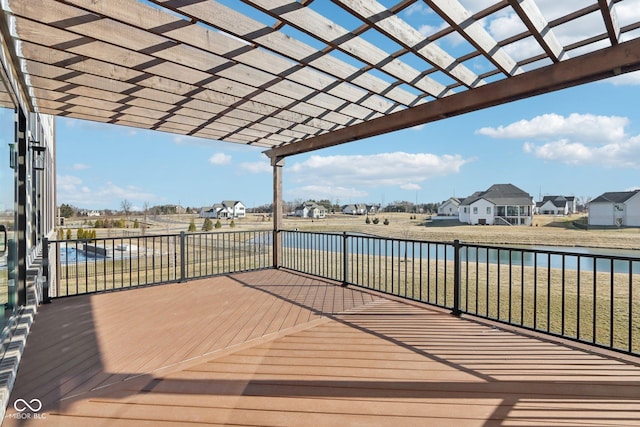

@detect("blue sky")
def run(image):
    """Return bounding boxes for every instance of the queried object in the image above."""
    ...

[55,1,640,211]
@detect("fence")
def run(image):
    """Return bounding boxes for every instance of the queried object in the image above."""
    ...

[46,230,272,297]
[44,229,640,356]
[280,230,640,356]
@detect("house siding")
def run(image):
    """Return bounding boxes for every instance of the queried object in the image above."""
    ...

[588,191,640,226]
[468,199,494,225]
[625,192,640,226]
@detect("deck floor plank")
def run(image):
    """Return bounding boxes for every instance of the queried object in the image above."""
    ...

[4,269,640,426]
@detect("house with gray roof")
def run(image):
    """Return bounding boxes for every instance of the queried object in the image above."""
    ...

[295,201,326,219]
[437,197,461,216]
[459,184,534,225]
[200,200,246,219]
[588,190,640,227]
[536,195,576,215]
[342,203,367,215]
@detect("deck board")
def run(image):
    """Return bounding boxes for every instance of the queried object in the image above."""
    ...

[4,269,640,426]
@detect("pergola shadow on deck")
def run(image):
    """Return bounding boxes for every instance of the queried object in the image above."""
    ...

[5,269,640,426]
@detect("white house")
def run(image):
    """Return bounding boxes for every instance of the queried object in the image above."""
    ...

[342,204,367,215]
[295,201,326,219]
[588,190,640,227]
[200,200,246,219]
[536,195,576,215]
[459,184,535,226]
[437,197,460,216]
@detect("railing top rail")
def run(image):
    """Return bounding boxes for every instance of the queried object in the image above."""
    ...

[50,229,271,245]
[461,242,640,262]
[281,229,640,261]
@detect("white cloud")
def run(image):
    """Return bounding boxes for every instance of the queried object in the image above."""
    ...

[523,137,640,168]
[481,113,640,168]
[72,163,90,171]
[56,175,158,208]
[239,161,270,174]
[401,183,421,191]
[289,152,471,192]
[477,113,628,143]
[608,71,640,86]
[403,3,433,17]
[286,185,368,201]
[208,152,232,165]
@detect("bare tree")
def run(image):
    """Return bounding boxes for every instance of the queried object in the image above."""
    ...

[121,199,132,223]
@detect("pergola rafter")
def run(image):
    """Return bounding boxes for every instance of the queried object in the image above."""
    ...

[0,0,638,155]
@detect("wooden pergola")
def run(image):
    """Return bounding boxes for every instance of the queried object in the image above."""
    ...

[2,0,640,264]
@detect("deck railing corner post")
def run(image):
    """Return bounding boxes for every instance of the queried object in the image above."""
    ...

[452,239,462,316]
[342,232,348,287]
[179,231,186,283]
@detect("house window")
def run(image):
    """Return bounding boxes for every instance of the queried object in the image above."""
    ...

[473,207,478,214]
[463,207,468,213]
[486,207,491,214]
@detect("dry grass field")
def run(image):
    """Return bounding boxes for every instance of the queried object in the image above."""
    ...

[71,212,640,251]
[280,213,640,251]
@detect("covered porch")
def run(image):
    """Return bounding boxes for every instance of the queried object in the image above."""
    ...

[5,268,640,426]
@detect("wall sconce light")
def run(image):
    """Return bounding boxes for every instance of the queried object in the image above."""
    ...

[29,139,46,171]
[8,142,16,169]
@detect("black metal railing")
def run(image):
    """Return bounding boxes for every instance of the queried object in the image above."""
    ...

[44,229,640,356]
[46,230,272,297]
[280,230,640,356]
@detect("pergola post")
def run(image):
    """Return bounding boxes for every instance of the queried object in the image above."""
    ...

[271,156,285,269]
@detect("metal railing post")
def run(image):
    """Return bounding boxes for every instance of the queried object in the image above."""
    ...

[342,232,348,287]
[42,237,51,303]
[179,231,186,282]
[452,239,461,316]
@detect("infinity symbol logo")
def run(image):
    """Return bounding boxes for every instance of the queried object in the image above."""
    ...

[13,398,42,412]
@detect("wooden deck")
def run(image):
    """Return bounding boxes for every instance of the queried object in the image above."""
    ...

[4,269,640,426]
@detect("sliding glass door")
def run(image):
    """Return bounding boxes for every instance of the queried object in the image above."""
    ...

[0,73,17,331]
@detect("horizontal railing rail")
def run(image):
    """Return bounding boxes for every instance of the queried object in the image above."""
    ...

[279,230,640,357]
[47,230,273,297]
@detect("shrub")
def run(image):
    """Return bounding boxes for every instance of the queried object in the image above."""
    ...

[133,219,140,228]
[365,216,371,224]
[214,220,222,229]
[383,218,390,225]
[65,229,72,240]
[188,219,196,232]
[203,217,213,231]
[230,220,236,228]
[372,217,379,224]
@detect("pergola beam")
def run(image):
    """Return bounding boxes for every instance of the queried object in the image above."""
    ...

[264,37,640,159]
[599,0,620,46]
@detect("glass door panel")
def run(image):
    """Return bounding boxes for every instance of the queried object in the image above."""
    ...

[0,72,17,329]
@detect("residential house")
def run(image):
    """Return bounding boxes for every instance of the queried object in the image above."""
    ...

[200,200,246,219]
[536,195,577,215]
[588,190,640,227]
[366,204,379,215]
[459,184,535,226]
[342,203,367,215]
[295,201,327,219]
[437,197,460,216]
